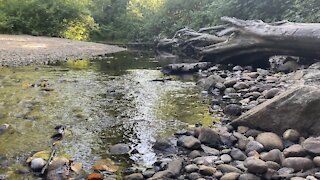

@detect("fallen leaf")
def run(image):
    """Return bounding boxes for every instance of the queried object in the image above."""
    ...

[93,159,119,173]
[71,162,83,174]
[26,150,50,163]
[87,172,103,180]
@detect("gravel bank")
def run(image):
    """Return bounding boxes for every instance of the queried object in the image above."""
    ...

[0,34,126,66]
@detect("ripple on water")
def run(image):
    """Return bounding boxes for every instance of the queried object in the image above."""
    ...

[0,52,213,178]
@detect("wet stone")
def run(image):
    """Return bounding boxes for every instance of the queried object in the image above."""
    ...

[199,165,216,176]
[109,143,130,155]
[184,164,199,173]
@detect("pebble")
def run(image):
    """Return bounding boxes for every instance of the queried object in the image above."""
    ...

[184,164,198,173]
[256,132,284,150]
[124,173,143,180]
[220,154,232,163]
[282,157,314,172]
[283,144,307,157]
[109,143,130,155]
[221,172,240,180]
[31,158,46,171]
[179,136,201,149]
[302,137,320,155]
[217,164,242,173]
[283,129,300,142]
[245,140,264,153]
[199,165,216,176]
[244,157,268,174]
[230,148,247,161]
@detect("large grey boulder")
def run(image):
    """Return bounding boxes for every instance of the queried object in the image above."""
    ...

[232,85,320,136]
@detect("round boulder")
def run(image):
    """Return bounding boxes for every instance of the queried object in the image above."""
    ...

[109,143,130,155]
[224,104,242,116]
[256,132,284,151]
[31,158,46,171]
[244,157,268,174]
[283,129,300,142]
[282,157,314,172]
[302,137,320,155]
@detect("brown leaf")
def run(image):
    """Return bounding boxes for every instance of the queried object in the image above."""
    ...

[71,162,83,174]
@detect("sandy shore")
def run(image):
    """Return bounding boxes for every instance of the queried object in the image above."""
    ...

[0,34,126,66]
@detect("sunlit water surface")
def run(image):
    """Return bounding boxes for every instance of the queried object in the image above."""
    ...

[0,51,213,178]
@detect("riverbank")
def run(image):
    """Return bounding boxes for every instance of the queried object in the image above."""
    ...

[121,61,320,180]
[0,35,126,67]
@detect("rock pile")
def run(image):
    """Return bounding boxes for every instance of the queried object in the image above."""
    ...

[122,61,320,179]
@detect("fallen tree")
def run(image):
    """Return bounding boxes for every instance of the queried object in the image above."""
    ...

[157,17,320,66]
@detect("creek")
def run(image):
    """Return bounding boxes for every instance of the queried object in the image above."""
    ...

[0,51,213,178]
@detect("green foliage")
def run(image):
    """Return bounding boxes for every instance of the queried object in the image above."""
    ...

[0,0,95,40]
[0,0,319,42]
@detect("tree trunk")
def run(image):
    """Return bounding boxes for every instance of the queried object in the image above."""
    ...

[157,17,320,66]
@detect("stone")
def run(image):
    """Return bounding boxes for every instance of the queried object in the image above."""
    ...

[109,143,130,155]
[193,156,218,165]
[245,141,264,153]
[224,79,237,88]
[220,154,232,163]
[283,129,300,142]
[187,172,201,180]
[124,173,143,180]
[197,75,225,90]
[282,157,314,172]
[201,145,220,155]
[233,66,243,71]
[153,139,176,154]
[224,87,237,94]
[189,150,201,159]
[266,161,281,170]
[237,126,249,134]
[256,132,284,150]
[302,137,320,155]
[278,167,295,175]
[239,173,261,180]
[224,104,242,116]
[260,149,284,164]
[245,129,263,138]
[0,124,9,135]
[283,144,307,157]
[217,164,242,173]
[290,177,306,180]
[264,88,280,99]
[197,128,221,147]
[142,169,155,178]
[221,172,240,180]
[199,165,216,176]
[230,148,247,161]
[213,171,223,178]
[234,82,249,90]
[179,136,201,150]
[244,157,268,174]
[31,158,46,171]
[150,159,182,179]
[232,85,320,136]
[185,164,198,173]
[313,156,320,167]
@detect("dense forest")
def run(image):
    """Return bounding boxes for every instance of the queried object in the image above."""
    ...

[0,0,319,42]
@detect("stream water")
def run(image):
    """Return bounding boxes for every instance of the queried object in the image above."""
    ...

[0,51,213,179]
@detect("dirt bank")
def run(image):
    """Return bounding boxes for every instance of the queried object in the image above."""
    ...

[0,34,126,66]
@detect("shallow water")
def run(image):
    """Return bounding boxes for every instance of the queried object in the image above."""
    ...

[0,51,213,178]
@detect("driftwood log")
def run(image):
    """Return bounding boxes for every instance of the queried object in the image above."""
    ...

[157,17,320,66]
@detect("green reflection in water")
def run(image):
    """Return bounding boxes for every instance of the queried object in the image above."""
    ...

[0,51,216,179]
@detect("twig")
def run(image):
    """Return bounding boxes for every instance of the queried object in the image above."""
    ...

[41,148,56,174]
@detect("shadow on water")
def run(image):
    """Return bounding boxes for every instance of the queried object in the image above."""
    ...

[0,51,214,178]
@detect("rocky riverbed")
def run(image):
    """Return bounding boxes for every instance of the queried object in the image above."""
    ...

[119,58,320,180]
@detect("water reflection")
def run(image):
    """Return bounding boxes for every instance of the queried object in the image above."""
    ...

[0,51,212,178]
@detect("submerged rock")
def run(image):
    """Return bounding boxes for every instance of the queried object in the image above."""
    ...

[30,158,46,171]
[109,143,130,155]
